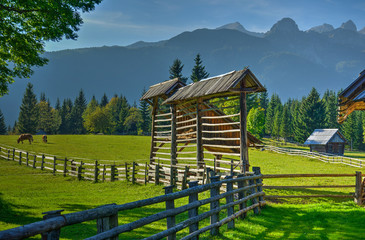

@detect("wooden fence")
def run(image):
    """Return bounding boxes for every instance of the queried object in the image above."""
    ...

[0,170,265,240]
[265,145,364,168]
[262,172,365,205]
[0,145,245,188]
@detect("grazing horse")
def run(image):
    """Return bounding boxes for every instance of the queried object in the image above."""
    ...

[42,135,47,143]
[17,134,33,144]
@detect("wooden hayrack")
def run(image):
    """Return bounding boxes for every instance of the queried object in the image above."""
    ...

[141,68,266,177]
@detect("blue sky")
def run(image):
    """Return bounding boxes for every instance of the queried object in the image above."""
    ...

[45,0,365,51]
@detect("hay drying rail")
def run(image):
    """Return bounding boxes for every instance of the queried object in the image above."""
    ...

[0,172,266,240]
[265,145,364,168]
[262,172,364,204]
[0,145,242,187]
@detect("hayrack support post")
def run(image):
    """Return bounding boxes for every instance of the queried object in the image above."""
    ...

[97,204,118,240]
[164,185,176,240]
[239,81,249,173]
[41,210,64,240]
[196,98,204,169]
[171,104,177,166]
[144,162,148,185]
[155,162,160,185]
[182,166,189,190]
[210,175,221,236]
[225,175,235,229]
[188,181,199,240]
[149,97,158,164]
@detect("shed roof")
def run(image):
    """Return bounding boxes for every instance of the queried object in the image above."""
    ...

[304,129,346,145]
[140,78,186,101]
[164,68,266,104]
[338,70,365,123]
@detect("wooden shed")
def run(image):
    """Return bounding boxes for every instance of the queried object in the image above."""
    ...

[338,69,365,123]
[141,68,266,175]
[304,129,346,155]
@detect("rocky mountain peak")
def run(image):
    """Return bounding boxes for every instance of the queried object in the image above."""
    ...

[266,18,300,35]
[340,20,357,31]
[308,23,334,33]
[359,27,365,34]
[216,22,247,32]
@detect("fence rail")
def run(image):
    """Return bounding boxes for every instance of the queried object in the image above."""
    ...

[0,170,265,240]
[265,145,364,168]
[0,145,246,188]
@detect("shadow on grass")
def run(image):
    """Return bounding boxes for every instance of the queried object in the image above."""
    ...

[0,193,41,227]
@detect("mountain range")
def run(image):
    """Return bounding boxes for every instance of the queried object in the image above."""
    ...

[1,17,365,126]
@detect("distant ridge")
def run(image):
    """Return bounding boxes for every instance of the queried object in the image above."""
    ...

[1,17,365,126]
[308,23,334,33]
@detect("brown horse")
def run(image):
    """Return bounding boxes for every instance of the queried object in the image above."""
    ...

[42,135,47,143]
[17,134,33,144]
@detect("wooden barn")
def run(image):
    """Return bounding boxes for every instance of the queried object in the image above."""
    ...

[338,69,365,123]
[141,68,266,178]
[304,129,346,155]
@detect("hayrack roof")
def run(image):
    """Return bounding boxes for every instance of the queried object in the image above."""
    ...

[304,129,346,145]
[164,68,266,104]
[338,70,365,123]
[140,78,186,101]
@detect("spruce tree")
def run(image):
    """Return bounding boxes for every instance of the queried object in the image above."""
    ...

[0,109,7,134]
[272,105,283,139]
[258,90,269,111]
[55,98,61,111]
[279,105,290,141]
[71,89,87,134]
[322,89,339,128]
[190,54,209,83]
[295,88,325,142]
[265,93,281,136]
[169,58,188,83]
[100,93,108,107]
[118,96,130,133]
[139,88,151,134]
[59,99,73,134]
[18,83,38,134]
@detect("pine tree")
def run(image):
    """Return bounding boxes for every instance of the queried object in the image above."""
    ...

[18,83,38,134]
[272,105,283,139]
[190,54,209,83]
[0,109,7,134]
[258,90,269,111]
[40,92,46,102]
[139,88,151,134]
[169,58,188,83]
[100,93,108,107]
[55,98,61,111]
[118,96,130,133]
[71,89,87,134]
[322,89,339,128]
[246,93,259,113]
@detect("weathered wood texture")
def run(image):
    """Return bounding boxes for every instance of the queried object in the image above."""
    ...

[0,170,265,240]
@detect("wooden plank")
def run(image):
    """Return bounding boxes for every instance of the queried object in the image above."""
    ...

[263,173,356,178]
[201,113,240,119]
[263,185,356,189]
[265,195,353,198]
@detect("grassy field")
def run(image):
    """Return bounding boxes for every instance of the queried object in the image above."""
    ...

[1,135,365,239]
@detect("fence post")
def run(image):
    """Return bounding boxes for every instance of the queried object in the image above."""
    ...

[144,163,148,185]
[102,165,106,182]
[19,151,22,165]
[12,148,15,161]
[111,165,115,182]
[225,176,234,229]
[97,204,118,240]
[252,167,264,203]
[237,174,247,219]
[41,210,64,240]
[71,160,76,175]
[170,165,174,186]
[132,162,136,184]
[213,157,216,172]
[26,152,29,166]
[355,171,362,205]
[249,174,260,215]
[53,156,57,175]
[41,154,45,170]
[94,160,99,183]
[230,159,234,176]
[77,161,83,181]
[210,175,221,236]
[164,185,176,240]
[63,158,67,177]
[8,149,10,160]
[33,155,36,169]
[125,162,129,182]
[188,181,199,240]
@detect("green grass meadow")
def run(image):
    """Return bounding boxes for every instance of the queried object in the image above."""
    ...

[1,135,365,239]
